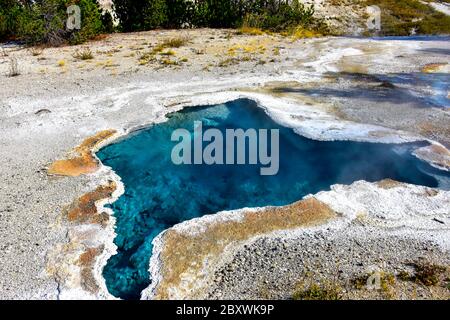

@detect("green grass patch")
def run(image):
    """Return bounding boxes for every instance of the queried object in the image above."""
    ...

[366,0,450,35]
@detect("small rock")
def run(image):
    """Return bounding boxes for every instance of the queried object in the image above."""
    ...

[432,218,445,225]
[35,109,51,116]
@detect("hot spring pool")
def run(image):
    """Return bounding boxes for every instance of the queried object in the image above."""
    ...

[96,99,450,299]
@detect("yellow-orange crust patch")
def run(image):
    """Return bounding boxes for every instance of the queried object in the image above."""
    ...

[421,63,448,73]
[48,130,117,176]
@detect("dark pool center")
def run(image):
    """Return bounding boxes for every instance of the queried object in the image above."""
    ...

[96,99,450,299]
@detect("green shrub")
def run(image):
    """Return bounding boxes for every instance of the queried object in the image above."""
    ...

[143,0,168,29]
[100,9,115,33]
[0,0,23,41]
[2,0,104,45]
[195,0,244,28]
[69,0,103,44]
[165,0,193,28]
[16,3,57,45]
[112,0,322,32]
[417,12,450,35]
[248,0,316,32]
[113,0,168,31]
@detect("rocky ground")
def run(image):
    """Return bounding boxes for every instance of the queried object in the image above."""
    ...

[144,181,450,300]
[207,234,450,300]
[204,183,450,300]
[0,29,449,300]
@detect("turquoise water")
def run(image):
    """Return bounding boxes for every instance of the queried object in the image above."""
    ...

[97,99,450,300]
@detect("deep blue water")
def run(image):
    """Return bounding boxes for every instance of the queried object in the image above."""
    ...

[97,99,450,300]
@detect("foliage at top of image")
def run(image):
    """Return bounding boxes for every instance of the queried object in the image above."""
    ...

[366,0,450,35]
[3,0,448,47]
[112,0,325,33]
[1,0,325,46]
[0,0,112,45]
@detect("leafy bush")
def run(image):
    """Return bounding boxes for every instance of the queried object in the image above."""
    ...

[113,0,167,31]
[165,0,193,28]
[112,0,322,32]
[100,8,115,33]
[17,0,69,46]
[1,0,105,45]
[70,0,104,44]
[143,0,168,29]
[3,0,325,42]
[417,12,450,35]
[245,0,316,31]
[195,0,244,28]
[0,0,23,41]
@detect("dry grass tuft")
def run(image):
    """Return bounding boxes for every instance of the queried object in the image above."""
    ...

[29,46,44,56]
[293,281,343,300]
[160,49,175,56]
[73,47,94,60]
[1,48,8,57]
[161,58,178,66]
[161,36,190,48]
[237,26,265,36]
[289,26,322,39]
[218,57,239,67]
[8,57,20,77]
[353,271,397,299]
[412,261,447,286]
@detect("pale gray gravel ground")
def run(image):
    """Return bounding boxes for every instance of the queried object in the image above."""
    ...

[206,225,450,300]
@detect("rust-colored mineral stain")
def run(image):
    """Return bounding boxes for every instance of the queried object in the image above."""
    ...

[77,245,105,294]
[66,181,116,225]
[78,246,104,267]
[48,130,117,177]
[155,197,336,299]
